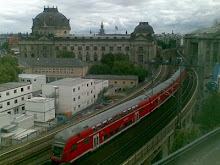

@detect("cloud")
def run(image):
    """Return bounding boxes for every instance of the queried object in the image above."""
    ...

[0,0,219,34]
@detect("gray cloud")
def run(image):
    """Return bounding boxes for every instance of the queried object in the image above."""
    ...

[0,0,219,34]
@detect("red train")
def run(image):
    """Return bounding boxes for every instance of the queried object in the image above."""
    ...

[50,68,184,163]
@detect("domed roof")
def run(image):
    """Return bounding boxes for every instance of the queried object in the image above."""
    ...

[33,7,70,29]
[134,22,154,34]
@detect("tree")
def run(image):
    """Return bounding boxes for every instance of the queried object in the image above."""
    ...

[101,53,115,69]
[2,41,9,53]
[0,56,21,84]
[134,66,148,82]
[57,51,75,58]
[89,64,111,74]
[112,61,134,75]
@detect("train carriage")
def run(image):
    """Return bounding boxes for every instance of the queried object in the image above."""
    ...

[51,68,183,163]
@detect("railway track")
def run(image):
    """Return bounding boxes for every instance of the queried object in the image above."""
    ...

[73,68,197,165]
[0,65,171,164]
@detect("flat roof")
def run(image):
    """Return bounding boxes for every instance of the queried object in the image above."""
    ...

[0,82,30,92]
[46,78,92,87]
[19,74,45,79]
[26,97,54,103]
[84,74,138,80]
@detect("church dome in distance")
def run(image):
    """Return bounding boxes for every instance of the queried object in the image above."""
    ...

[32,7,71,37]
[133,22,154,34]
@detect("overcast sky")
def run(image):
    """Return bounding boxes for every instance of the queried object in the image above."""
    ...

[0,0,219,35]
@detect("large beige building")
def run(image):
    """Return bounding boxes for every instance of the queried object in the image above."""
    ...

[18,7,157,66]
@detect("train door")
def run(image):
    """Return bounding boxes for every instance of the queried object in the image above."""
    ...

[135,112,139,122]
[93,134,100,149]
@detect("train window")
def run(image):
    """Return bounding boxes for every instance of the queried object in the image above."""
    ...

[103,120,108,127]
[71,144,77,152]
[132,106,136,110]
[120,125,124,131]
[123,110,128,115]
[114,115,118,121]
[128,108,132,113]
[97,124,102,130]
[125,122,128,128]
[115,128,119,133]
[53,146,64,157]
[84,137,90,144]
[104,134,108,141]
[110,131,114,137]
[141,108,144,112]
[92,126,96,133]
[119,113,123,118]
[108,118,113,124]
[129,120,133,125]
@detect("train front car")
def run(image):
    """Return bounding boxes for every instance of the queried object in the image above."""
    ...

[51,126,93,163]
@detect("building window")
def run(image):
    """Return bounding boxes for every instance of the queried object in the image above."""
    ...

[131,82,134,84]
[73,98,75,101]
[14,90,17,94]
[125,46,129,51]
[78,105,80,108]
[7,101,10,106]
[86,46,90,50]
[63,46,67,51]
[117,46,121,51]
[0,104,2,109]
[43,46,47,50]
[27,86,30,90]
[14,99,18,104]
[14,109,18,114]
[78,96,80,99]
[86,52,90,61]
[138,55,143,62]
[55,46,59,50]
[22,106,25,111]
[28,95,31,99]
[78,87,80,90]
[138,46,144,51]
[94,53,98,61]
[71,46,74,50]
[73,88,75,92]
[0,93,1,98]
[6,92,10,96]
[21,88,24,92]
[101,46,105,51]
[109,46,113,51]
[21,97,24,101]
[115,81,117,84]
[94,46,98,51]
[78,46,82,51]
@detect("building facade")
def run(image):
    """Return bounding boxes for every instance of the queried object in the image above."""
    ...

[184,24,220,76]
[18,7,157,66]
[42,78,103,115]
[0,82,32,115]
[25,97,55,122]
[19,74,46,95]
[18,58,89,82]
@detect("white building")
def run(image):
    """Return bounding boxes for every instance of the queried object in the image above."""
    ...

[0,114,11,129]
[0,82,32,115]
[11,115,34,129]
[93,79,109,98]
[25,97,55,122]
[42,78,105,115]
[19,74,46,95]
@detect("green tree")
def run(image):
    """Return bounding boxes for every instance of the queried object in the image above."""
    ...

[0,56,21,84]
[57,51,75,58]
[2,41,9,53]
[101,53,115,69]
[112,61,134,75]
[89,64,111,74]
[134,66,148,82]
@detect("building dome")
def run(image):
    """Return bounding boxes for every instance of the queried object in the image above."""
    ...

[133,22,154,34]
[32,7,71,37]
